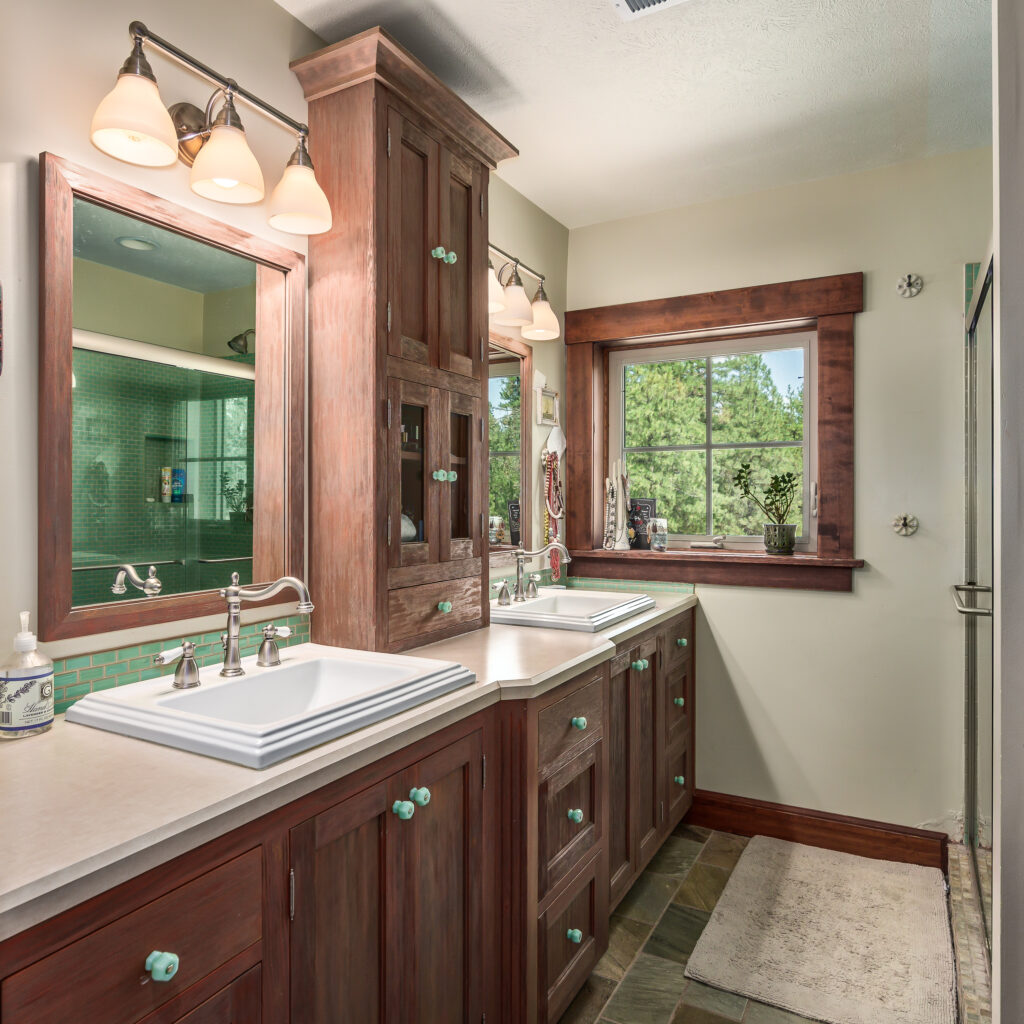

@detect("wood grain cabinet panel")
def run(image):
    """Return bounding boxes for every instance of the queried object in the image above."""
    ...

[172,966,261,1024]
[665,741,693,829]
[607,651,636,908]
[662,657,692,752]
[2,850,262,1024]
[632,635,662,867]
[388,574,482,646]
[537,673,605,770]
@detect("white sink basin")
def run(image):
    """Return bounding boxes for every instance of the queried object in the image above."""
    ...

[490,588,655,632]
[65,644,476,768]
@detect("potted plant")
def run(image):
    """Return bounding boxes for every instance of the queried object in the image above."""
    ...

[733,462,800,554]
[221,473,251,524]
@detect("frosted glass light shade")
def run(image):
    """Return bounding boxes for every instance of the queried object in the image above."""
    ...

[494,282,532,326]
[190,125,264,204]
[90,74,178,167]
[522,294,560,341]
[268,163,333,235]
[487,262,505,314]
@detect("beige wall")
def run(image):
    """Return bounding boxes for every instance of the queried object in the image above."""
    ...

[203,285,258,358]
[488,175,570,575]
[0,0,323,656]
[569,148,992,833]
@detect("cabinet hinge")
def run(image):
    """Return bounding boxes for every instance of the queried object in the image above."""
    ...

[289,868,295,921]
[480,192,484,217]
[660,801,665,823]
[811,481,819,518]
[482,754,487,790]
[387,514,392,546]
[387,300,392,334]
[479,417,484,442]
[480,336,485,362]
[387,398,392,429]
[387,126,391,158]
[481,512,486,535]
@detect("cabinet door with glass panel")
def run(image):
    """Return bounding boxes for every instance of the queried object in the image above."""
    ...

[441,391,483,563]
[607,332,817,550]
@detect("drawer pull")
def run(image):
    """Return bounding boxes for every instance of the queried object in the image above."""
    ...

[409,786,432,807]
[431,245,448,260]
[567,808,584,824]
[566,928,583,944]
[676,637,688,647]
[145,950,179,983]
[674,775,686,786]
[437,601,453,614]
[392,799,415,820]
[673,697,685,707]
[570,716,588,731]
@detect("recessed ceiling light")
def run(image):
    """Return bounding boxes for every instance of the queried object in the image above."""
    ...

[115,235,158,251]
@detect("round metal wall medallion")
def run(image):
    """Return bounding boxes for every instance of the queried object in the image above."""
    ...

[892,513,919,536]
[897,273,924,298]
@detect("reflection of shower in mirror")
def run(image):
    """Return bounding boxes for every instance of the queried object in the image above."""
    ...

[228,329,255,355]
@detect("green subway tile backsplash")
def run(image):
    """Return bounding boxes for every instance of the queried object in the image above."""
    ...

[50,613,310,714]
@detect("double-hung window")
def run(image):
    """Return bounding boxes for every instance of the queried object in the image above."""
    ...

[488,371,522,521]
[607,331,817,550]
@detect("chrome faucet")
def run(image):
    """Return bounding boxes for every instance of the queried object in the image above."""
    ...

[512,543,571,602]
[111,563,162,597]
[219,573,314,677]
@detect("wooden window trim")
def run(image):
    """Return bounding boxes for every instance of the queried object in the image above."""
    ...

[564,273,864,592]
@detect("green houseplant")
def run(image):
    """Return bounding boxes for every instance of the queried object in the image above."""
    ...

[733,462,800,554]
[221,472,251,523]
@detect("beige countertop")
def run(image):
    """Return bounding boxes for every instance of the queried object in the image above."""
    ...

[0,592,694,942]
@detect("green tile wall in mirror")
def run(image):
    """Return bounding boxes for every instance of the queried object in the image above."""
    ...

[40,154,306,640]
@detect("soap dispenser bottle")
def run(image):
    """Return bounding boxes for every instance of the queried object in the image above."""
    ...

[0,612,54,739]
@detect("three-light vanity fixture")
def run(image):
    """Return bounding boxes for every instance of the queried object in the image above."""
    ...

[488,244,560,341]
[90,22,332,235]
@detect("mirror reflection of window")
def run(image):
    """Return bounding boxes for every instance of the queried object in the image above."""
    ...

[488,371,521,530]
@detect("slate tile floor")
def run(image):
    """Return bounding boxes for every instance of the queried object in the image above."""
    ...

[558,825,825,1024]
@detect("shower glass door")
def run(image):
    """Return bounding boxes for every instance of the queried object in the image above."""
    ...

[961,258,994,953]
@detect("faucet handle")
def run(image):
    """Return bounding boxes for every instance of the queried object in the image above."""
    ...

[153,644,184,666]
[491,579,511,606]
[526,573,542,599]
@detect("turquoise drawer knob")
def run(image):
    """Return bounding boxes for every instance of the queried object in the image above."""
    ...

[437,601,453,614]
[446,470,458,482]
[566,928,583,945]
[410,786,431,807]
[392,799,415,820]
[674,775,686,786]
[431,245,447,260]
[676,637,688,647]
[631,660,643,671]
[641,658,649,670]
[145,950,179,983]
[673,697,685,707]
[570,716,587,731]
[567,808,584,824]
[444,250,458,264]
[432,469,447,481]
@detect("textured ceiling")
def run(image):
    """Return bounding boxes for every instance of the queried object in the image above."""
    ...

[277,0,992,229]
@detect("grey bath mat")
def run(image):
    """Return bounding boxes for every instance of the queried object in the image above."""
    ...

[685,835,956,1024]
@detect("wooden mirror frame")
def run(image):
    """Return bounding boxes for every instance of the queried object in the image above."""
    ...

[38,153,306,640]
[487,332,533,558]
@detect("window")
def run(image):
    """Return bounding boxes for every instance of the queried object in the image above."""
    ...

[488,371,521,522]
[607,332,817,549]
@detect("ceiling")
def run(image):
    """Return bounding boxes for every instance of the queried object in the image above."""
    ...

[277,0,991,229]
[73,199,257,293]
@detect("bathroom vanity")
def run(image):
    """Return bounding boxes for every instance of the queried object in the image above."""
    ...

[0,598,694,1024]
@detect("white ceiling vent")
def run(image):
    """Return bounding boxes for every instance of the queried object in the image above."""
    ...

[611,0,692,21]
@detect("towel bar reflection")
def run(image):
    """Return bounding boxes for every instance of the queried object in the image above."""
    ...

[952,584,992,617]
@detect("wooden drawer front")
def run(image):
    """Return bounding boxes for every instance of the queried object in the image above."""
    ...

[666,742,693,829]
[537,674,604,770]
[3,849,262,1024]
[664,658,692,750]
[663,613,693,670]
[175,965,261,1023]
[388,574,480,644]
[539,853,608,1024]
[539,742,603,900]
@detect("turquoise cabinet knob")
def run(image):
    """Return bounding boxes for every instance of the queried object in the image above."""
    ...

[567,808,584,824]
[444,250,458,264]
[641,658,650,670]
[432,469,447,481]
[437,601,453,614]
[145,950,179,983]
[570,716,587,731]
[673,697,685,707]
[446,470,458,482]
[431,245,447,260]
[631,660,643,671]
[674,775,686,786]
[566,928,583,944]
[392,799,415,820]
[410,786,431,807]
[676,637,688,647]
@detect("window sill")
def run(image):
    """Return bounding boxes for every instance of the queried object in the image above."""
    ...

[568,548,864,592]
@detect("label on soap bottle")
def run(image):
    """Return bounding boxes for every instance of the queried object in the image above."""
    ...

[0,671,55,734]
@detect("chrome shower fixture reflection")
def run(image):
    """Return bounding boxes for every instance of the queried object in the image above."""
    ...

[90,22,332,235]
[111,563,163,597]
[227,329,255,355]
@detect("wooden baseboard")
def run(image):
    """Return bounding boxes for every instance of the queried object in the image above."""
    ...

[685,789,948,872]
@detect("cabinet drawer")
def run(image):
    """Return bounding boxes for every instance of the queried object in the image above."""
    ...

[2,849,262,1024]
[662,614,693,670]
[388,574,480,645]
[538,741,603,900]
[666,742,693,829]
[537,673,604,770]
[538,852,608,1024]
[173,965,261,1023]
[663,657,692,750]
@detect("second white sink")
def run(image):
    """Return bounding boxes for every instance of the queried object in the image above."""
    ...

[490,588,655,631]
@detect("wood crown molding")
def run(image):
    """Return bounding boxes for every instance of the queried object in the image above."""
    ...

[685,789,948,872]
[290,27,518,169]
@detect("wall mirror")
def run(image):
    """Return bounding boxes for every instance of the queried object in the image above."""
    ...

[39,154,305,640]
[487,334,532,556]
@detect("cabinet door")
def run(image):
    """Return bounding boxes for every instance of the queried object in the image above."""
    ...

[632,636,662,867]
[290,783,399,1023]
[438,148,483,379]
[387,108,439,367]
[440,390,483,563]
[389,378,442,569]
[607,650,636,908]
[394,732,485,1024]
